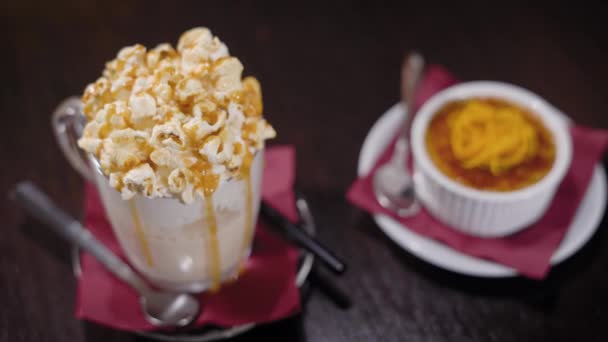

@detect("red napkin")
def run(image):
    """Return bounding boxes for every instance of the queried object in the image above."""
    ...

[76,146,301,331]
[347,66,608,279]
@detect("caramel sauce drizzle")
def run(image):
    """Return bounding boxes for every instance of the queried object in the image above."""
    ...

[128,199,154,266]
[237,151,254,276]
[204,194,222,292]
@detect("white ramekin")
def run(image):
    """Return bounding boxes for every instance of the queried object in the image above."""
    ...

[410,81,572,237]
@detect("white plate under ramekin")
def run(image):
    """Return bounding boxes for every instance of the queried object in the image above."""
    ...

[358,102,606,277]
[410,81,573,237]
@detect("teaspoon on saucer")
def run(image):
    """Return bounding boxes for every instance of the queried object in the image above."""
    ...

[12,181,200,327]
[373,52,425,217]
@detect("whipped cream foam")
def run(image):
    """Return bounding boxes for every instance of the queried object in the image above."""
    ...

[78,28,275,203]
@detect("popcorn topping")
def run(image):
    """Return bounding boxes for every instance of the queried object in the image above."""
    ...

[78,27,275,203]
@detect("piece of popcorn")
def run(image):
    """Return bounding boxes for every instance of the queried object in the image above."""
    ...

[198,135,223,164]
[179,183,196,204]
[227,138,246,169]
[178,27,213,52]
[150,119,187,149]
[154,61,180,83]
[168,168,188,193]
[110,127,149,142]
[110,75,134,95]
[152,65,179,102]
[146,43,177,69]
[227,102,245,128]
[209,38,229,61]
[147,165,172,196]
[103,60,119,79]
[99,129,150,172]
[109,114,127,129]
[212,57,243,94]
[150,147,197,169]
[242,76,263,116]
[108,172,123,189]
[193,99,217,115]
[178,28,229,67]
[132,76,153,94]
[183,110,226,140]
[121,163,156,199]
[82,84,98,117]
[77,137,102,154]
[81,119,104,138]
[152,83,173,105]
[260,120,276,140]
[81,109,109,139]
[176,78,203,103]
[108,100,129,115]
[199,132,239,166]
[181,47,209,75]
[149,148,176,168]
[179,29,214,74]
[93,106,109,123]
[249,120,276,149]
[82,78,111,118]
[105,101,130,129]
[170,111,188,124]
[114,88,132,103]
[154,104,174,121]
[117,44,146,67]
[212,163,227,178]
[129,92,157,123]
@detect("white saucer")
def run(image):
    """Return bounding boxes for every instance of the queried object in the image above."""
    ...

[357,103,607,277]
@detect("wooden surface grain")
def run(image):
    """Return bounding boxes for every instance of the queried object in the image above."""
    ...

[2,1,608,341]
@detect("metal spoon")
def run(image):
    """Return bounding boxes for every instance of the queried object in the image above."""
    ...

[12,182,200,327]
[373,53,425,217]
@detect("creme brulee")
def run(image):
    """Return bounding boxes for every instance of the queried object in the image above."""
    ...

[425,98,556,191]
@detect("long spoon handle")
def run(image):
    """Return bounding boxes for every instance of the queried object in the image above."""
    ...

[399,52,425,142]
[12,182,148,292]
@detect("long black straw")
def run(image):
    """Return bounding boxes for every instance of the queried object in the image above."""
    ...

[260,201,347,275]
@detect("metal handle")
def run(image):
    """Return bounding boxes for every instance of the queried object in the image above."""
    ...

[399,52,425,141]
[13,182,148,293]
[51,97,95,182]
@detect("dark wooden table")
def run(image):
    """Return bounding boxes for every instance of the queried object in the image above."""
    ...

[2,1,608,341]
